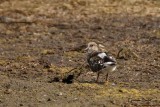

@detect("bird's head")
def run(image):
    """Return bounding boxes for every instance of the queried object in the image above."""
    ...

[85,42,99,53]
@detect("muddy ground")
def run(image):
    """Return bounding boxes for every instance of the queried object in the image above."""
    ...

[0,0,160,107]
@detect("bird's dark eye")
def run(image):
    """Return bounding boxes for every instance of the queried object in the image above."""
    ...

[90,45,93,47]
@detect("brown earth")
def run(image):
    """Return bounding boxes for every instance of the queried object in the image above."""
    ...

[0,0,160,107]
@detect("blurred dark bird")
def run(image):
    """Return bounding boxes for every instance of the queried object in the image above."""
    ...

[85,42,117,83]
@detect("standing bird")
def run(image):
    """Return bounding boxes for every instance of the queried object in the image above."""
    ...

[85,42,117,83]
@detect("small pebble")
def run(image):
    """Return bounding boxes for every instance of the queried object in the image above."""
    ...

[43,94,47,97]
[4,89,12,94]
[59,92,63,96]
[74,98,78,100]
[112,83,116,86]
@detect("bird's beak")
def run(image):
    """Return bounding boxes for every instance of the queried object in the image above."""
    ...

[98,44,105,48]
[84,47,88,51]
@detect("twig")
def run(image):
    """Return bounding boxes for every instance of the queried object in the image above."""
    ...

[116,48,123,59]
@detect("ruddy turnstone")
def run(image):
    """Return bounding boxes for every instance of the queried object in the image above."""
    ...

[85,42,117,83]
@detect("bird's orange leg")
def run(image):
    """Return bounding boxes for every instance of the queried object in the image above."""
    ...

[105,73,109,85]
[105,73,109,81]
[96,72,100,83]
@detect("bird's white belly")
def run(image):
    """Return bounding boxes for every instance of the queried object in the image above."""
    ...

[100,66,117,74]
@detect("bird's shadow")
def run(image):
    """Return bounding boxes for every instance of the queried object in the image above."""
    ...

[48,76,105,85]
[78,80,105,85]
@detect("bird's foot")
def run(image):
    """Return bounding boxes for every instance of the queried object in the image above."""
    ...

[86,72,94,75]
[104,81,109,85]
